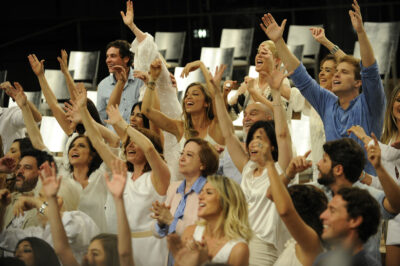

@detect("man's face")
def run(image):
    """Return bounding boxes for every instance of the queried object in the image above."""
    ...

[320,195,352,242]
[14,156,39,192]
[317,152,336,186]
[243,103,272,133]
[331,62,360,96]
[105,47,129,73]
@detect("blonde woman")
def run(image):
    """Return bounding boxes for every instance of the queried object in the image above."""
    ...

[170,175,251,266]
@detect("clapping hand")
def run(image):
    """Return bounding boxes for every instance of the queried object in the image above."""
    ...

[263,65,292,91]
[150,200,173,226]
[105,105,124,125]
[112,65,128,83]
[39,161,62,199]
[133,70,150,84]
[150,58,162,81]
[366,133,381,169]
[0,156,16,173]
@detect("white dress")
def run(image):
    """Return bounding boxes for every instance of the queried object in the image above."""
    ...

[273,239,302,266]
[105,171,168,266]
[0,211,99,263]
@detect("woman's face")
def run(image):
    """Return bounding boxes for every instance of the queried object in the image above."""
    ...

[15,241,35,266]
[392,91,400,123]
[125,140,146,164]
[248,128,272,162]
[84,239,106,266]
[255,44,274,73]
[68,137,93,167]
[319,60,336,90]
[5,141,21,165]
[179,141,203,177]
[183,85,207,114]
[130,105,144,128]
[198,182,222,219]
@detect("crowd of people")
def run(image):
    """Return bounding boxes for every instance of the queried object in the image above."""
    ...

[0,0,400,265]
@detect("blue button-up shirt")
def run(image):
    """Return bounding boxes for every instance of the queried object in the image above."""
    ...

[96,67,143,130]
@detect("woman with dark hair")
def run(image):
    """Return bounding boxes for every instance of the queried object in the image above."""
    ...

[76,82,170,265]
[15,237,60,266]
[211,63,293,265]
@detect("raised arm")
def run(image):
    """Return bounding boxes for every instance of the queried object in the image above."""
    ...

[106,105,170,195]
[264,147,322,260]
[106,66,128,111]
[350,0,375,67]
[13,82,47,151]
[57,49,77,101]
[105,159,134,266]
[121,0,146,43]
[28,54,73,135]
[310,27,346,60]
[75,84,119,169]
[367,133,400,213]
[210,70,248,173]
[39,162,80,266]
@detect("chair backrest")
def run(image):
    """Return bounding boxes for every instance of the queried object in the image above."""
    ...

[220,28,254,61]
[8,91,42,108]
[43,69,74,102]
[155,32,186,65]
[287,25,322,57]
[68,51,100,88]
[174,67,204,102]
[39,116,68,153]
[200,47,235,79]
[287,44,304,61]
[0,70,7,107]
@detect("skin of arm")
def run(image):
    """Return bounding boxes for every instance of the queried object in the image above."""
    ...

[106,65,127,111]
[0,189,11,232]
[57,49,77,102]
[110,107,171,195]
[310,27,346,60]
[105,159,134,266]
[228,243,249,266]
[121,0,147,43]
[28,54,73,135]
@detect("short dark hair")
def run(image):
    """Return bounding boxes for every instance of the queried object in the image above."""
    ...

[320,54,336,68]
[16,237,60,266]
[246,120,278,161]
[337,187,381,243]
[130,101,150,129]
[20,149,55,170]
[90,234,119,266]
[184,138,219,176]
[75,98,103,134]
[106,40,134,67]
[12,137,34,154]
[68,135,102,176]
[288,185,328,237]
[323,138,365,183]
[338,55,361,81]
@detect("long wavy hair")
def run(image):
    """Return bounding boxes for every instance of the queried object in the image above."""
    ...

[205,175,252,242]
[381,86,400,144]
[181,83,214,139]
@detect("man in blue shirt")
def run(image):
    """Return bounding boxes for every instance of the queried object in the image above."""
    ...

[260,0,386,175]
[97,40,143,130]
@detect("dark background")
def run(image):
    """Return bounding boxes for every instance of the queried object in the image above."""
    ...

[1,0,399,92]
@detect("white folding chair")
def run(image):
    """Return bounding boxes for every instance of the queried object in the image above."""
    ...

[155,32,186,68]
[68,51,100,91]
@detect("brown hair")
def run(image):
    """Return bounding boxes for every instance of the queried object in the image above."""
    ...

[320,54,336,68]
[184,138,219,176]
[337,55,361,81]
[182,83,214,139]
[381,86,400,144]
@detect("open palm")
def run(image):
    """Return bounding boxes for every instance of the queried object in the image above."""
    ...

[120,0,134,27]
[105,159,127,199]
[28,54,45,76]
[260,13,286,42]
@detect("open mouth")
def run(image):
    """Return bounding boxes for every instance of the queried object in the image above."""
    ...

[71,154,80,158]
[333,80,341,85]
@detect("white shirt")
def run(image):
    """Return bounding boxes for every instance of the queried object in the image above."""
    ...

[241,160,290,252]
[0,106,26,154]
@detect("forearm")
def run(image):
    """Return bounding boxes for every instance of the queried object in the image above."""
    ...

[20,104,46,150]
[248,89,274,110]
[275,38,300,73]
[96,123,120,148]
[107,80,125,110]
[319,38,346,60]
[37,75,59,108]
[128,23,147,43]
[62,70,77,102]
[199,62,215,98]
[357,30,375,67]
[376,165,400,212]
[114,197,134,266]
[214,88,235,139]
[27,101,42,123]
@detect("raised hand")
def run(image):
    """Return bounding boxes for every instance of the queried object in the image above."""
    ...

[57,49,69,74]
[120,0,134,27]
[0,82,16,99]
[263,65,292,91]
[211,64,227,88]
[105,105,123,125]
[13,82,28,107]
[366,133,381,169]
[151,200,174,226]
[150,58,162,81]
[180,60,202,78]
[64,100,82,124]
[260,13,287,43]
[112,65,128,83]
[285,150,313,180]
[73,83,88,108]
[28,54,45,76]
[105,159,128,199]
[39,161,62,199]
[0,156,16,173]
[133,70,150,84]
[0,188,11,208]
[248,138,274,163]
[13,196,41,217]
[349,0,364,33]
[223,80,237,97]
[310,27,327,44]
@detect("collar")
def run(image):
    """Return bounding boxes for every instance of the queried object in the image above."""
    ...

[177,176,207,195]
[337,94,361,110]
[110,67,135,86]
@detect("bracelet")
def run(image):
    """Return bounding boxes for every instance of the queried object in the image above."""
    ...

[285,174,294,183]
[39,201,48,215]
[359,171,366,182]
[147,81,156,90]
[330,45,339,55]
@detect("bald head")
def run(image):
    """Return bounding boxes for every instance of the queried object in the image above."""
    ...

[243,102,273,133]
